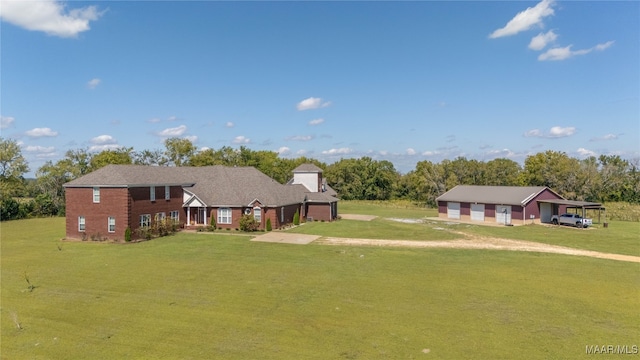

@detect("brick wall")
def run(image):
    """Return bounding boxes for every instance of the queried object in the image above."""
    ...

[65,185,185,241]
[129,186,185,236]
[65,187,129,240]
[305,203,332,222]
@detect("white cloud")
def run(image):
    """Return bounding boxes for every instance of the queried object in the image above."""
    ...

[524,129,543,137]
[528,30,557,50]
[184,135,198,143]
[590,134,618,142]
[0,0,103,38]
[148,118,161,123]
[548,126,576,138]
[1,116,15,129]
[489,0,555,39]
[422,150,442,157]
[538,41,614,61]
[379,150,388,156]
[87,78,101,89]
[296,149,307,155]
[89,144,120,152]
[91,134,116,145]
[309,118,325,126]
[25,127,58,138]
[277,146,290,155]
[24,145,55,153]
[225,121,235,128]
[167,116,178,121]
[286,135,314,141]
[406,148,416,155]
[322,148,352,155]
[296,97,331,111]
[524,126,576,138]
[157,125,187,137]
[232,135,250,144]
[486,148,517,158]
[577,148,597,157]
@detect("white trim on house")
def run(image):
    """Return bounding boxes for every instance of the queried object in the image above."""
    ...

[218,208,232,224]
[108,216,116,233]
[93,187,100,203]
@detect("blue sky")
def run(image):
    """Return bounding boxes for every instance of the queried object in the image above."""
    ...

[1,0,638,176]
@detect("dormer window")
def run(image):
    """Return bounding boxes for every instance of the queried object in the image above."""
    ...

[165,185,170,200]
[150,186,156,201]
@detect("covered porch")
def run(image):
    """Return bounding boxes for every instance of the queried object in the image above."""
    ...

[183,191,210,227]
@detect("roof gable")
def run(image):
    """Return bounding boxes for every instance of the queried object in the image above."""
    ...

[436,185,563,206]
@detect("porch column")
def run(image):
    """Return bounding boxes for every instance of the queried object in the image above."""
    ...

[187,207,191,226]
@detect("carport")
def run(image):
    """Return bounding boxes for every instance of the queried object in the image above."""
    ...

[537,199,606,224]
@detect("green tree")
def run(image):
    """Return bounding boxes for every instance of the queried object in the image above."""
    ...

[164,138,195,166]
[90,147,133,170]
[133,149,167,166]
[520,151,581,198]
[482,158,522,186]
[325,157,398,200]
[293,209,300,225]
[402,160,446,206]
[0,137,29,197]
[598,155,630,202]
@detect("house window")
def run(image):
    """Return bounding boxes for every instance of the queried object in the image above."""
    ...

[217,208,232,224]
[108,217,116,233]
[140,214,151,228]
[281,207,284,223]
[253,208,261,223]
[155,212,166,222]
[78,216,85,231]
[165,185,170,200]
[170,210,179,224]
[93,187,100,203]
[150,186,156,202]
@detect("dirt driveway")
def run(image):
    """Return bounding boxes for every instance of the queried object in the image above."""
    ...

[318,236,640,263]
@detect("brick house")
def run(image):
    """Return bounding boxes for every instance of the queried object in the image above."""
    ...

[63,164,338,240]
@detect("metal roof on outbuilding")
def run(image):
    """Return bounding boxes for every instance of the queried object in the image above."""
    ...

[436,185,561,206]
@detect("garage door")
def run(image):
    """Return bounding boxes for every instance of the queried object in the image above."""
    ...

[471,204,485,221]
[447,202,460,219]
[496,205,512,225]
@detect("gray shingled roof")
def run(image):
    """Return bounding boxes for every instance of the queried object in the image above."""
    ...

[64,164,336,207]
[292,163,323,173]
[63,165,195,187]
[436,185,560,206]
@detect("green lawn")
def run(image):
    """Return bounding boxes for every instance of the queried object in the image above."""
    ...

[338,200,437,219]
[1,217,639,359]
[290,218,463,241]
[332,201,640,256]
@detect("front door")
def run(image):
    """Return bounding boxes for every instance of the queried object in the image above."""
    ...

[496,205,512,225]
[197,208,206,225]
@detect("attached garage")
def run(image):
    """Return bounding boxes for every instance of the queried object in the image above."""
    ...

[470,203,485,221]
[447,202,461,219]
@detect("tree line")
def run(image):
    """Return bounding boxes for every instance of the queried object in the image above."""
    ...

[1,137,638,220]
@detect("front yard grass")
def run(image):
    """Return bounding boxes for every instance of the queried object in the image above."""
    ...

[1,217,638,359]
